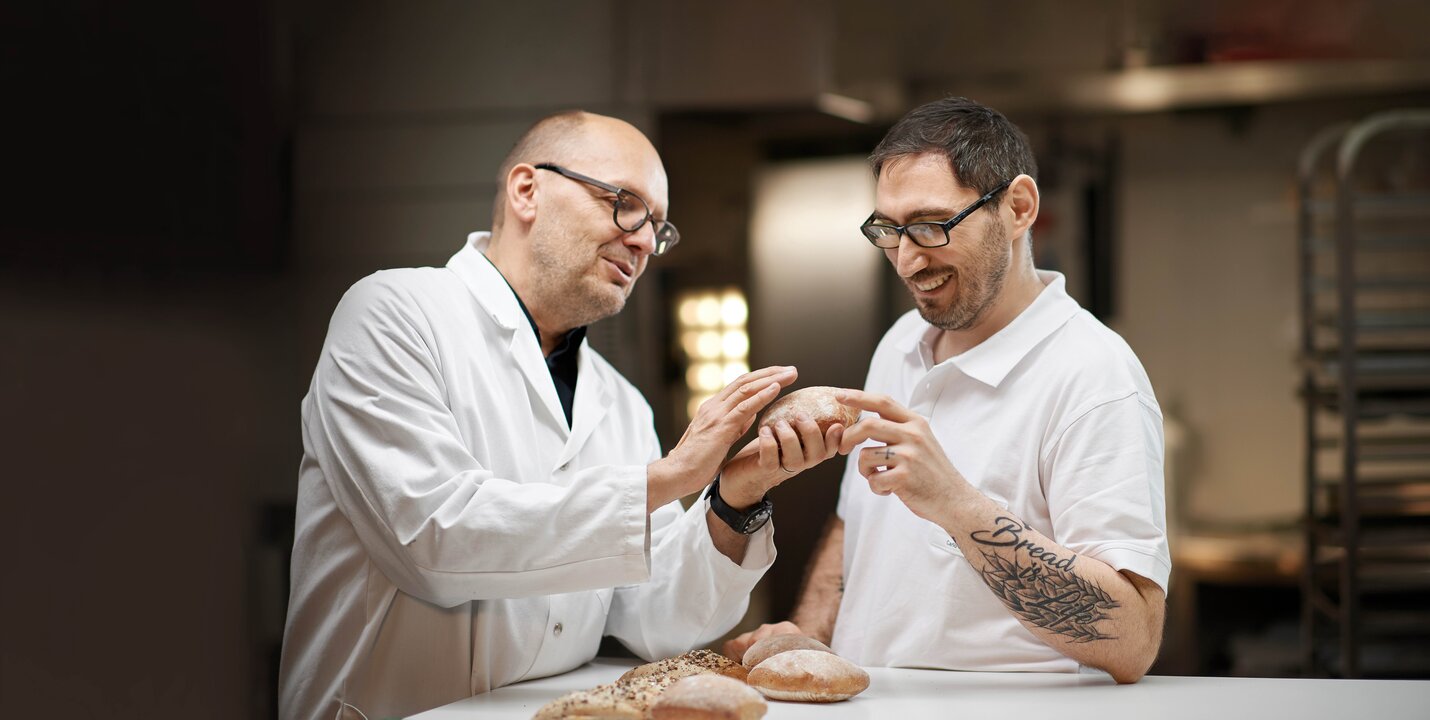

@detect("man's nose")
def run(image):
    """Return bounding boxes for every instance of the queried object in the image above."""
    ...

[624,220,657,258]
[894,235,929,277]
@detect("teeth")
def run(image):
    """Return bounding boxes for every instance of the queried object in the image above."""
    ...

[914,274,951,292]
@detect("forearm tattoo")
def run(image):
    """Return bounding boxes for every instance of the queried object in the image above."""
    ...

[970,516,1120,642]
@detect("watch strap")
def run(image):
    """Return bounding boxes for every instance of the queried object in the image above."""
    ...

[705,476,773,535]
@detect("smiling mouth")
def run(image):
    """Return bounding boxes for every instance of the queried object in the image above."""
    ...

[603,257,634,283]
[910,272,953,293]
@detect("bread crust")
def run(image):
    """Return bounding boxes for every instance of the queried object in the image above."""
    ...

[532,676,669,719]
[619,649,749,685]
[535,650,757,719]
[649,674,768,720]
[758,386,859,435]
[740,634,834,668]
[746,649,870,703]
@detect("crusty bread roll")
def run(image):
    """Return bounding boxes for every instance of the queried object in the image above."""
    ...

[532,676,669,719]
[740,633,834,669]
[619,649,749,685]
[758,386,859,435]
[650,674,768,720]
[747,649,870,703]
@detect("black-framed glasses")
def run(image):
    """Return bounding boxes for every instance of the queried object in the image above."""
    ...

[535,163,680,256]
[859,179,1013,249]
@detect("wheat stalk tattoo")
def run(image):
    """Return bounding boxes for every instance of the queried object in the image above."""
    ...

[978,550,1120,643]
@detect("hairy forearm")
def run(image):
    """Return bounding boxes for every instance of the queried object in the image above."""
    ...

[646,456,705,514]
[940,489,1164,682]
[790,516,845,645]
[706,508,750,564]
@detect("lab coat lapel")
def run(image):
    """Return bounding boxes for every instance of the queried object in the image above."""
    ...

[447,232,569,434]
[559,340,613,467]
[509,328,571,439]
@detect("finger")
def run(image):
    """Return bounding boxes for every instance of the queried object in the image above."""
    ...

[834,389,914,423]
[704,376,782,422]
[791,413,826,460]
[728,381,783,429]
[857,445,897,478]
[716,365,797,403]
[722,633,753,661]
[867,468,898,497]
[839,416,906,454]
[757,426,778,470]
[824,424,845,459]
[729,436,761,461]
[772,420,805,468]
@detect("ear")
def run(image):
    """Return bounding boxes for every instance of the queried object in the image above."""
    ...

[506,163,540,227]
[1004,174,1039,239]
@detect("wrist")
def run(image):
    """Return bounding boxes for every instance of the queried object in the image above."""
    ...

[647,455,698,511]
[706,476,773,535]
[936,474,981,531]
[715,472,765,511]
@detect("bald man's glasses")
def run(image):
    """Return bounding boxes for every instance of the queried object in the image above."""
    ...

[860,179,1012,249]
[535,163,680,256]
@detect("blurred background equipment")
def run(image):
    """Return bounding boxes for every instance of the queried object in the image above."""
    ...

[1297,110,1430,678]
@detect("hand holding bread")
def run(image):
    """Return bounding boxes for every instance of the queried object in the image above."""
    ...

[718,386,860,508]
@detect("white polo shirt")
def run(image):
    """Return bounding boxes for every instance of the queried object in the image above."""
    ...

[832,271,1170,672]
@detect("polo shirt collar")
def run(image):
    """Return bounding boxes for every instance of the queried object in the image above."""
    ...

[908,270,1082,388]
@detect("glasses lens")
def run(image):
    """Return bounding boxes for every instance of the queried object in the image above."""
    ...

[861,224,900,247]
[652,222,679,256]
[906,223,948,247]
[613,192,650,232]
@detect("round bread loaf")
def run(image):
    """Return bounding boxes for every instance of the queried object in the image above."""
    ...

[758,386,859,435]
[741,633,834,668]
[650,674,768,720]
[747,649,870,703]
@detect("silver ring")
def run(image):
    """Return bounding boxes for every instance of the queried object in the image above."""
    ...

[778,463,797,474]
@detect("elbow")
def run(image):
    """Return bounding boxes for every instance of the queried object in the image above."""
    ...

[1109,665,1147,685]
[1107,631,1162,684]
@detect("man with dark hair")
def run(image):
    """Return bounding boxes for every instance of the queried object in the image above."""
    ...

[727,97,1169,683]
[279,111,845,720]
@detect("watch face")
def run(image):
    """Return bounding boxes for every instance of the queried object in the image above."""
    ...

[741,504,773,533]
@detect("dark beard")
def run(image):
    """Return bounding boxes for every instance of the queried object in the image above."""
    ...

[911,218,1008,331]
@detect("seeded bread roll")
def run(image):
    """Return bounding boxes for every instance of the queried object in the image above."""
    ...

[747,649,870,703]
[532,676,670,719]
[650,674,768,720]
[758,386,859,435]
[740,634,835,669]
[619,649,749,685]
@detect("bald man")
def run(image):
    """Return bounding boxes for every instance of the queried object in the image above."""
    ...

[278,111,846,720]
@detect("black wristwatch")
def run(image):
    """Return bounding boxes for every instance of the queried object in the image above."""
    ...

[705,476,773,535]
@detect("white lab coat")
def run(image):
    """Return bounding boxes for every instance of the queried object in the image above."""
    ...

[278,233,775,720]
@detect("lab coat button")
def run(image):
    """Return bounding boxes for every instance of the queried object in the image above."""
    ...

[553,623,563,637]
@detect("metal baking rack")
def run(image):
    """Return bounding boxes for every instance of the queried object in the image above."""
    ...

[1297,110,1430,678]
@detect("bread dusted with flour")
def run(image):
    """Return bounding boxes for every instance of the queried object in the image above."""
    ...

[618,649,750,684]
[747,649,870,702]
[740,634,835,669]
[758,386,860,435]
[650,674,767,720]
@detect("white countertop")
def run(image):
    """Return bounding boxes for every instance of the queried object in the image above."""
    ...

[409,658,1430,720]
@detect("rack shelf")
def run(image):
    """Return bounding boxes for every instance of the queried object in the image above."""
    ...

[1298,110,1430,679]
